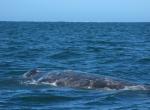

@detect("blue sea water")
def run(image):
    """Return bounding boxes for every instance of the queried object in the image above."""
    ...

[0,22,150,110]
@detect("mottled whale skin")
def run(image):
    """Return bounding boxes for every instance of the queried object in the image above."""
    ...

[23,69,149,90]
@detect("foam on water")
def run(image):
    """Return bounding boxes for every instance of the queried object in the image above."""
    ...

[21,79,38,85]
[41,81,58,86]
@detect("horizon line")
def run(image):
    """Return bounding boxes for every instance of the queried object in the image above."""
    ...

[0,20,150,23]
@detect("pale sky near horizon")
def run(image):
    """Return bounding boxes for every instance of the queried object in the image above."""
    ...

[0,0,150,22]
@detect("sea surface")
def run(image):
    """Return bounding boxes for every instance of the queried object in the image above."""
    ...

[0,22,150,110]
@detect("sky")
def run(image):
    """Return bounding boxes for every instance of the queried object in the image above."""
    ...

[0,0,150,22]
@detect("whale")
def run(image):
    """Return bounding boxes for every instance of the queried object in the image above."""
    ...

[22,69,149,90]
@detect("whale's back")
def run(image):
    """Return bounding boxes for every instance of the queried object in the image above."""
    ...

[22,69,150,90]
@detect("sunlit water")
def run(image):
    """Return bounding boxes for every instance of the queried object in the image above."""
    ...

[0,22,150,109]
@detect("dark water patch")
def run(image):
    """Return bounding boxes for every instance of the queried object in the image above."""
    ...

[10,93,78,104]
[0,79,22,91]
[50,50,81,60]
[137,57,150,64]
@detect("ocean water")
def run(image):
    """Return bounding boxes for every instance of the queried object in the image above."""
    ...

[0,22,150,110]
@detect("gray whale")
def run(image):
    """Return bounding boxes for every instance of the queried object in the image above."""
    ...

[22,69,149,90]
